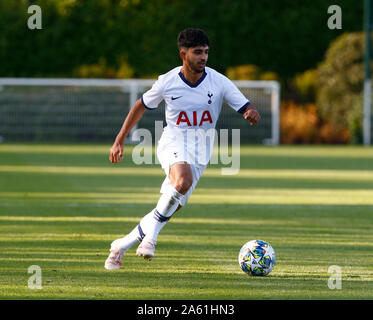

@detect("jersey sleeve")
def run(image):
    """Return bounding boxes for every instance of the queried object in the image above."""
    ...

[141,75,165,110]
[223,76,251,113]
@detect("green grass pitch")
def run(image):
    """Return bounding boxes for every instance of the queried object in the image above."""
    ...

[0,143,372,299]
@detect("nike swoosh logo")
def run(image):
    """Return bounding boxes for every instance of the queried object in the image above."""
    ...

[171,96,182,100]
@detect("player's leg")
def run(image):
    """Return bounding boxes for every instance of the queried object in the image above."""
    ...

[168,162,194,194]
[105,163,191,269]
[136,163,206,260]
[136,162,192,259]
[105,134,202,268]
[104,210,155,269]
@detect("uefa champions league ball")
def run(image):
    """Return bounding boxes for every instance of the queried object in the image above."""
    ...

[238,240,276,276]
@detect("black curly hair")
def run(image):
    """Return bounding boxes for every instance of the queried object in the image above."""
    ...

[177,28,210,50]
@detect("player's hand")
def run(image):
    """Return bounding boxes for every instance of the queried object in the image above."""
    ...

[109,142,124,163]
[243,107,261,126]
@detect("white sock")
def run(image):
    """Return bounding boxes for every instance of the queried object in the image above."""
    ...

[112,186,184,251]
[143,186,184,243]
[112,210,154,252]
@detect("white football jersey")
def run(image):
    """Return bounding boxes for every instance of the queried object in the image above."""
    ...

[142,66,251,165]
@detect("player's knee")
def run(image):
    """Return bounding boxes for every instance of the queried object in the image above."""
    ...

[173,176,193,194]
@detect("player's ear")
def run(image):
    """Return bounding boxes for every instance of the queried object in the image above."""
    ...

[179,48,186,61]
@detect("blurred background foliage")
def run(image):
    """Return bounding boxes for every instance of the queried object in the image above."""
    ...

[0,0,368,144]
[316,32,367,144]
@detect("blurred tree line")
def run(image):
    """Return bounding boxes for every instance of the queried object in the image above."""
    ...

[0,0,363,79]
[280,32,369,144]
[0,0,367,144]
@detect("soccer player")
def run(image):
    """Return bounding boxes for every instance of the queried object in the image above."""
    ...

[105,28,260,270]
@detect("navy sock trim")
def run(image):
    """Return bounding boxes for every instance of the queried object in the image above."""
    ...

[137,224,145,241]
[153,209,171,222]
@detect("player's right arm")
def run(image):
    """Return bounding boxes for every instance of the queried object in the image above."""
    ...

[109,98,146,163]
[110,74,164,163]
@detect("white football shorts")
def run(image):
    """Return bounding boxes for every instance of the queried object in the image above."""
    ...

[156,133,207,206]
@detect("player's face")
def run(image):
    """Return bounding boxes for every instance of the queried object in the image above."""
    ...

[184,45,209,73]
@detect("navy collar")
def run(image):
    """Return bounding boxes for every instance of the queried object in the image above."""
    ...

[178,69,207,88]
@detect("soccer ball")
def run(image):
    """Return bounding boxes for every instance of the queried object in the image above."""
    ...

[238,240,276,276]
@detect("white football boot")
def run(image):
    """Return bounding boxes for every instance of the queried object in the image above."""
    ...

[136,240,156,261]
[104,240,124,270]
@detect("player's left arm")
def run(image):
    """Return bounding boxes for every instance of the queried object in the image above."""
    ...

[222,74,261,126]
[242,104,261,126]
